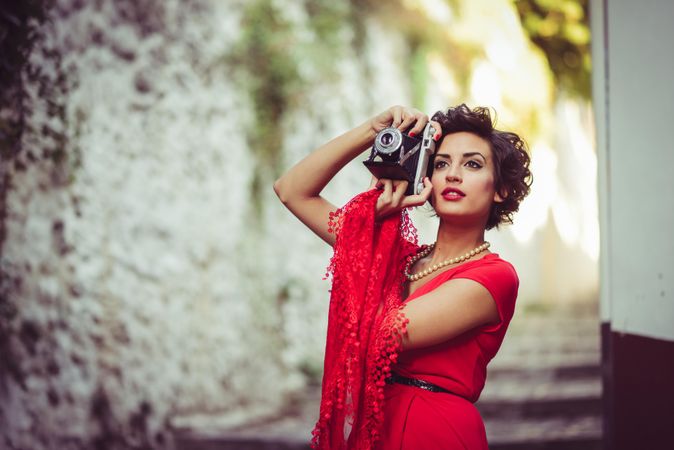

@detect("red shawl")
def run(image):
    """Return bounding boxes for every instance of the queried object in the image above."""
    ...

[310,188,420,449]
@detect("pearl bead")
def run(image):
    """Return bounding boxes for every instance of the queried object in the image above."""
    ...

[405,241,490,281]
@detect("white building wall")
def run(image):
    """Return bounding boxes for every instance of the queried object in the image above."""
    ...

[595,0,674,340]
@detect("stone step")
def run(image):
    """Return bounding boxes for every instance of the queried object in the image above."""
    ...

[487,356,601,383]
[173,415,602,450]
[171,305,603,450]
[491,441,600,450]
[173,432,311,450]
[172,366,602,450]
[478,361,602,419]
[486,415,602,450]
[488,351,600,373]
[477,395,602,420]
[482,365,601,400]
[496,339,600,355]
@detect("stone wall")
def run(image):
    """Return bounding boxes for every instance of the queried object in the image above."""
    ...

[0,1,418,448]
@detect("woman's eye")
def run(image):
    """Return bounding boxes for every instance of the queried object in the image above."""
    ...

[434,161,447,169]
[466,160,482,169]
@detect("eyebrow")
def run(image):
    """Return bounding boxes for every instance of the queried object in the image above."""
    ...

[435,152,487,162]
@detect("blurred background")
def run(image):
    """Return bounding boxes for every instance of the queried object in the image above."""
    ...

[0,0,600,449]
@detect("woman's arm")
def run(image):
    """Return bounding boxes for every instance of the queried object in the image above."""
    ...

[399,278,501,351]
[273,106,435,246]
[273,120,374,247]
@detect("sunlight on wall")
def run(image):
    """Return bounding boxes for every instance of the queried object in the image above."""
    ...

[510,142,557,244]
[554,99,600,261]
[508,102,599,263]
[486,35,522,71]
[409,0,453,24]
[470,61,503,110]
[427,53,459,112]
[407,0,599,295]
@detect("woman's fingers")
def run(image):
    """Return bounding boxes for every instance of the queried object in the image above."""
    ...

[369,175,379,190]
[391,180,408,205]
[401,177,433,208]
[381,179,393,202]
[407,113,429,137]
[375,177,432,221]
[391,106,404,128]
[430,120,443,141]
[376,106,433,136]
[378,179,408,205]
[394,106,423,131]
[398,113,417,132]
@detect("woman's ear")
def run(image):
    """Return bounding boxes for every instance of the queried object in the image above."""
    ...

[494,189,507,203]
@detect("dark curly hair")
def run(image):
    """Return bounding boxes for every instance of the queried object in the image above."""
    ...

[429,104,532,230]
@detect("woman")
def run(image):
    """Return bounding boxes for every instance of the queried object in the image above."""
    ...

[274,104,532,449]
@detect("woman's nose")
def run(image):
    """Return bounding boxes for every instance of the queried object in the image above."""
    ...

[445,165,462,182]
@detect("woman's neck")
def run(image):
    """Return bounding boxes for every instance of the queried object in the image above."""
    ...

[428,219,488,265]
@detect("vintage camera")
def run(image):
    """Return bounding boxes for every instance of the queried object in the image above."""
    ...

[363,122,436,196]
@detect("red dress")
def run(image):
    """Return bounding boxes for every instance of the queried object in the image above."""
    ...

[379,251,519,450]
[311,190,519,450]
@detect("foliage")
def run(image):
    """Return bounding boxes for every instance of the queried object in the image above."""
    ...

[0,0,77,176]
[514,0,591,98]
[228,0,301,211]
[359,2,480,109]
[360,0,592,102]
[229,0,360,211]
[0,0,48,163]
[0,1,50,390]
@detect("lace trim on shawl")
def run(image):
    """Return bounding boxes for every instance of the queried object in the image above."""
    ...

[311,189,419,450]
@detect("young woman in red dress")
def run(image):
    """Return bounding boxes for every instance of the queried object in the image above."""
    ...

[274,104,532,449]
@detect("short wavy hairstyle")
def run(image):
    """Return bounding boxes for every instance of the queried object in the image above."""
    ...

[429,104,532,230]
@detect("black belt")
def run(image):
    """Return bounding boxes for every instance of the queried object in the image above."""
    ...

[385,372,452,394]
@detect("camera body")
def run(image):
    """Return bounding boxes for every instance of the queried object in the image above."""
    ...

[363,122,436,196]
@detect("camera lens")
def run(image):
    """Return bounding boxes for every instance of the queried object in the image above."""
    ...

[374,127,403,155]
[381,132,394,146]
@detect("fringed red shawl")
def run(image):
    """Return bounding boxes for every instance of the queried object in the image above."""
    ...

[310,188,420,449]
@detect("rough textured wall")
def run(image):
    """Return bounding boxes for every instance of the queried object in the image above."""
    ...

[0,1,415,448]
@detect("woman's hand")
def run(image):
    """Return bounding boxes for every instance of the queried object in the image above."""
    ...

[366,105,440,220]
[370,105,442,140]
[368,176,434,221]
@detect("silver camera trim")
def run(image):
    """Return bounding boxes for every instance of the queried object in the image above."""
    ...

[373,127,403,155]
[412,123,436,195]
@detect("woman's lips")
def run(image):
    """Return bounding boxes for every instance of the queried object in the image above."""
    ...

[441,187,465,201]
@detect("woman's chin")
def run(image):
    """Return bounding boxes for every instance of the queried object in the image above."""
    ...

[434,209,489,227]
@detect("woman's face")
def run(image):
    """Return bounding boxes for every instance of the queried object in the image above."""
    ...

[429,131,503,226]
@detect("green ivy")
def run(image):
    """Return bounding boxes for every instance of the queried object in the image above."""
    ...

[305,0,350,49]
[228,0,590,214]
[228,0,301,212]
[229,0,361,212]
[515,0,591,98]
[0,0,77,177]
[0,2,47,368]
[409,41,429,109]
[0,0,48,162]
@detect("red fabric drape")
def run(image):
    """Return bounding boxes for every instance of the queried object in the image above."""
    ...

[310,189,420,449]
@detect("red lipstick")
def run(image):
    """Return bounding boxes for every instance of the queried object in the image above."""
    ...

[441,187,465,201]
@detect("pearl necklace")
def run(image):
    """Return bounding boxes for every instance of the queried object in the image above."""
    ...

[404,242,490,281]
